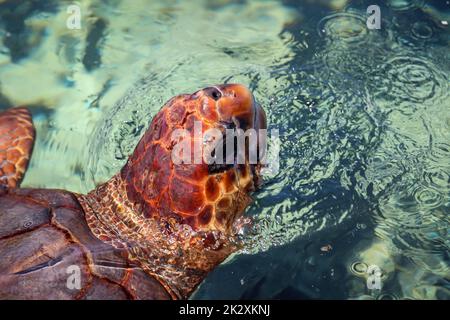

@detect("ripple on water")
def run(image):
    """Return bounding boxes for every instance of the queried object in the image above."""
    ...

[414,186,444,210]
[386,0,425,11]
[238,62,381,253]
[422,169,450,194]
[411,21,434,40]
[316,10,390,87]
[317,12,369,45]
[393,15,440,48]
[370,55,449,110]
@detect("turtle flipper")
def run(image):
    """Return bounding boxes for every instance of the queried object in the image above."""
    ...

[0,107,35,190]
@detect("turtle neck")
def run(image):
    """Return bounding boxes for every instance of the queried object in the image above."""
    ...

[76,173,238,299]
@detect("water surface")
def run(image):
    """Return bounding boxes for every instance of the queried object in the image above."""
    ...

[0,0,448,299]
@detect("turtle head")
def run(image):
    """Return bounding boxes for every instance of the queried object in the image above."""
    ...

[122,84,267,235]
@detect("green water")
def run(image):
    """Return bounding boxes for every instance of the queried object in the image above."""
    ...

[0,0,448,299]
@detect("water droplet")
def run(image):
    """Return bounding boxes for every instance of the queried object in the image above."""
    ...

[350,262,368,276]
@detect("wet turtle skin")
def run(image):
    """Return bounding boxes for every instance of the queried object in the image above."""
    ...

[0,188,170,299]
[0,84,266,299]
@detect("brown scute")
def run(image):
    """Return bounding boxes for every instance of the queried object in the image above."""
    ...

[12,188,82,210]
[0,107,35,190]
[205,176,220,202]
[0,194,50,238]
[0,189,170,299]
[215,209,227,225]
[123,269,171,300]
[198,205,213,225]
[82,278,129,300]
[0,243,91,300]
[91,264,128,285]
[52,207,130,270]
[217,197,231,209]
[0,225,70,275]
[222,169,238,193]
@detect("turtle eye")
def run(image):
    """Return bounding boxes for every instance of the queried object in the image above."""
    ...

[204,87,222,101]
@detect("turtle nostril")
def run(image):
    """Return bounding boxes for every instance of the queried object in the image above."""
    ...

[204,87,222,101]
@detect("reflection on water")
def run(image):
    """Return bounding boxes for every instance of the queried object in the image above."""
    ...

[0,0,449,299]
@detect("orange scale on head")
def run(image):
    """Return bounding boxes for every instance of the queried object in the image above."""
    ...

[142,200,159,219]
[156,191,174,219]
[134,145,155,172]
[0,134,10,147]
[152,144,171,169]
[158,125,175,148]
[148,110,166,140]
[183,215,197,228]
[222,169,238,193]
[183,113,201,132]
[198,97,219,122]
[2,162,15,175]
[141,171,160,200]
[198,205,213,226]
[6,149,22,163]
[133,136,147,160]
[214,208,229,228]
[205,176,221,202]
[166,103,187,126]
[174,162,208,183]
[169,176,205,215]
[217,197,231,209]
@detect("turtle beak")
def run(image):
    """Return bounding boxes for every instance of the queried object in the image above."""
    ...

[214,85,267,187]
[199,84,267,188]
[213,84,256,130]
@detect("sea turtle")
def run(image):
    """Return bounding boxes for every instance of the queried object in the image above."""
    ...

[0,84,266,300]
